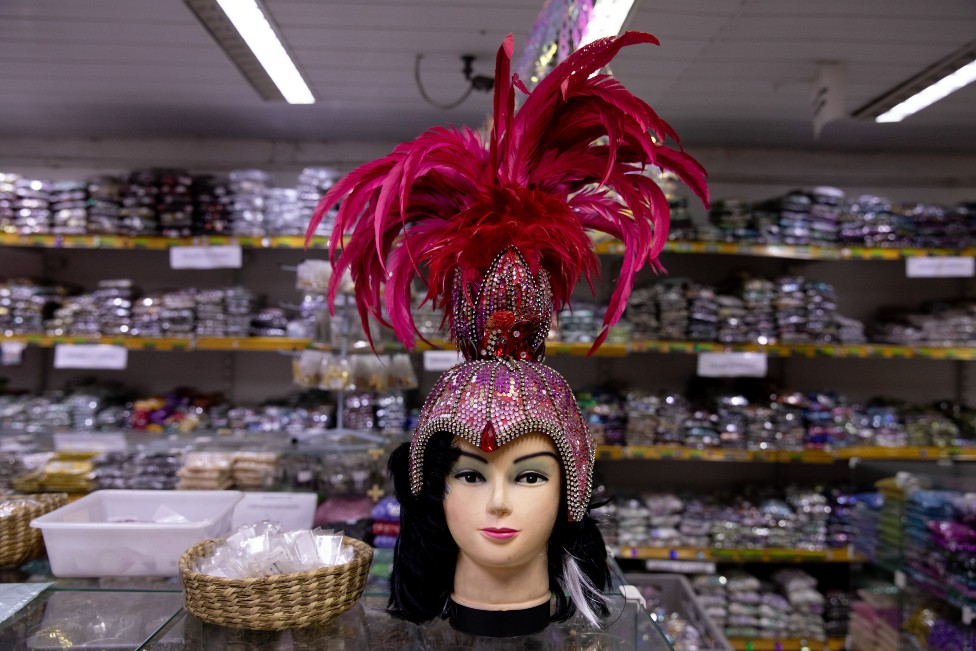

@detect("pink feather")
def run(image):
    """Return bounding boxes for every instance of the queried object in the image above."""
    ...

[306,31,709,352]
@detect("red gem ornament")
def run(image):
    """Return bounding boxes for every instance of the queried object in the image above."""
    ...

[486,311,516,331]
[479,422,498,452]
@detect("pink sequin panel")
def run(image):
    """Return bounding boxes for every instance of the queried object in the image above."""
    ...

[458,363,494,433]
[491,366,522,433]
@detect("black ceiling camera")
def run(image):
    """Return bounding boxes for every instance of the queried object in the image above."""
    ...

[462,55,495,92]
[416,52,494,108]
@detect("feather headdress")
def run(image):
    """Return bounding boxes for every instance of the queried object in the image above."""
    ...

[307,31,708,521]
[306,31,709,353]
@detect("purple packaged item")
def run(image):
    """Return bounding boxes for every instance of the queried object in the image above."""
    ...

[371,496,401,521]
[373,535,398,549]
[927,520,976,548]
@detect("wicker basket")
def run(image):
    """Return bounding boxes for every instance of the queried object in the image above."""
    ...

[179,536,373,630]
[0,493,68,568]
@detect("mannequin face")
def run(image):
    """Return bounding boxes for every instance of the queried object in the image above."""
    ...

[444,432,561,572]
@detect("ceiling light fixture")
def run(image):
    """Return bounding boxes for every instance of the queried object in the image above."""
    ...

[215,0,314,104]
[853,39,976,123]
[184,0,314,104]
[577,0,638,48]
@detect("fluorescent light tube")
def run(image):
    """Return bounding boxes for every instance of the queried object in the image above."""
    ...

[578,0,637,48]
[876,58,976,122]
[215,0,314,104]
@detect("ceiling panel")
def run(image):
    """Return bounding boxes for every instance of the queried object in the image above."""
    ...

[0,0,973,152]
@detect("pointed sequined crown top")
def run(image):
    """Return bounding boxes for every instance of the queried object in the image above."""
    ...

[453,248,552,364]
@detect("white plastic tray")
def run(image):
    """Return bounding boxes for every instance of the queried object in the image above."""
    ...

[31,489,242,577]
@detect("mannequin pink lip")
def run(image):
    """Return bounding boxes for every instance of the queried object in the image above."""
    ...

[480,528,519,539]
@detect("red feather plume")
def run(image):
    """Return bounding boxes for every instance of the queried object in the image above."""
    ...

[306,31,709,352]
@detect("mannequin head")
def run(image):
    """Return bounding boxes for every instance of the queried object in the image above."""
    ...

[445,433,561,609]
[388,430,610,626]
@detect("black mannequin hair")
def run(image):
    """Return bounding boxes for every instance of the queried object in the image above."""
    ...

[387,433,459,622]
[387,432,610,625]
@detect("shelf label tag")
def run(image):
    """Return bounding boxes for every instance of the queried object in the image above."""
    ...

[697,352,767,377]
[1,341,25,366]
[1,436,33,452]
[423,350,464,372]
[643,559,717,574]
[53,344,128,370]
[170,245,243,269]
[231,492,317,530]
[619,585,646,608]
[906,256,975,278]
[53,431,127,452]
[894,570,906,589]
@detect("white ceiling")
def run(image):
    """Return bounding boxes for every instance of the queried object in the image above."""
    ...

[1,0,975,152]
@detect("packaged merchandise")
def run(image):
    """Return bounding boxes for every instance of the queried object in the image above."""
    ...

[194,521,353,578]
[177,452,234,490]
[708,188,976,249]
[688,569,833,642]
[607,485,848,552]
[370,497,400,549]
[600,387,976,451]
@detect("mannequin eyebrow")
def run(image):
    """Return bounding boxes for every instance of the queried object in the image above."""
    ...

[514,452,560,464]
[456,451,559,464]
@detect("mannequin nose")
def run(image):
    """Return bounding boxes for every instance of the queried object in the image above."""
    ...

[486,479,512,517]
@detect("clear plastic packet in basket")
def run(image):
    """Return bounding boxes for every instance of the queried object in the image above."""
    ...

[195,521,354,579]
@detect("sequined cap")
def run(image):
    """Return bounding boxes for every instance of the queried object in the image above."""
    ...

[411,247,595,521]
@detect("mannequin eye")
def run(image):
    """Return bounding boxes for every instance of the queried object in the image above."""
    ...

[454,470,484,484]
[516,471,549,485]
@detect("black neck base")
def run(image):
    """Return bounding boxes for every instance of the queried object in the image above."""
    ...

[446,598,550,638]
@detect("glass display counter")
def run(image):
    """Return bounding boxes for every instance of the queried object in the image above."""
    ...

[0,575,673,650]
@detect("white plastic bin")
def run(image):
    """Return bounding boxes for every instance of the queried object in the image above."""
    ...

[30,489,243,577]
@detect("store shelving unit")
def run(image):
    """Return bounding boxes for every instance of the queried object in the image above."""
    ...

[628,339,976,360]
[727,638,846,651]
[4,214,976,651]
[5,230,975,259]
[9,331,976,362]
[614,547,864,563]
[611,239,976,260]
[596,445,976,463]
[0,232,329,250]
[0,334,314,352]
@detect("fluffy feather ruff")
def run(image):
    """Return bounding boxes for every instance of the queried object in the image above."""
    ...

[306,31,709,352]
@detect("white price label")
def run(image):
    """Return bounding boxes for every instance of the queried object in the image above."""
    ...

[1,341,26,366]
[906,256,975,278]
[423,349,464,372]
[644,559,717,574]
[232,492,318,530]
[619,585,645,608]
[697,352,767,377]
[53,344,128,370]
[53,431,128,452]
[1,436,33,452]
[894,570,907,589]
[170,245,243,269]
